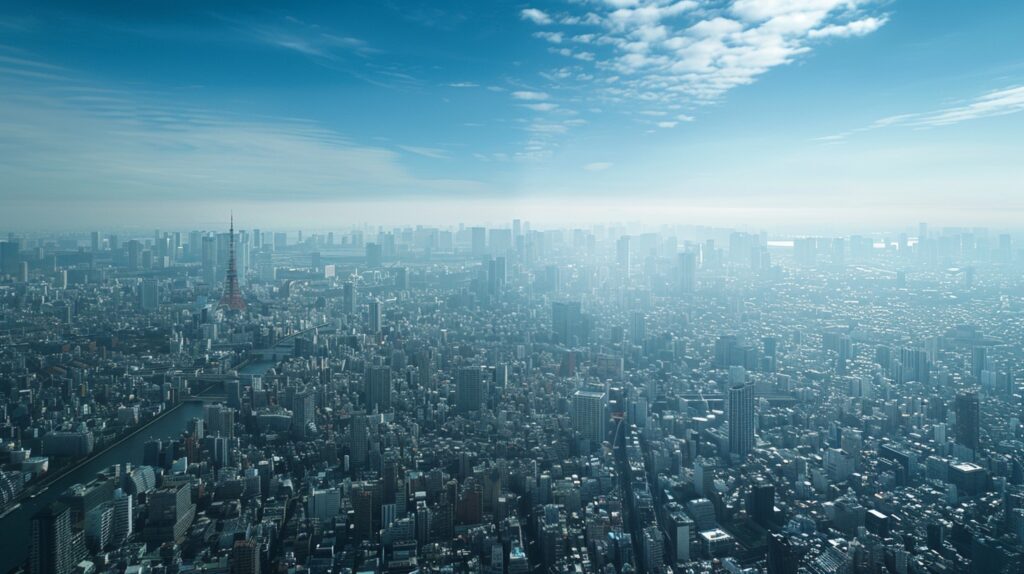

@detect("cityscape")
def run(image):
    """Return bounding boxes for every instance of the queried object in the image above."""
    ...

[2,1,1024,574]
[1,223,1022,574]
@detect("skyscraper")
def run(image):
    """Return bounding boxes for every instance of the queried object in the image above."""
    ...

[456,366,485,413]
[728,380,755,459]
[679,251,697,293]
[616,235,630,278]
[552,301,582,346]
[365,366,392,413]
[220,215,246,311]
[369,298,383,333]
[572,389,607,449]
[30,502,81,574]
[955,390,980,453]
[231,539,261,574]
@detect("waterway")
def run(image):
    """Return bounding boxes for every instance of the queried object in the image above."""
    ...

[0,360,276,573]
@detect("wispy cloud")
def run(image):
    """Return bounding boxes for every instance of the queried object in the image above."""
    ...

[521,8,553,26]
[397,145,450,159]
[584,162,613,171]
[0,58,483,201]
[512,90,550,101]
[522,1,890,118]
[818,86,1024,141]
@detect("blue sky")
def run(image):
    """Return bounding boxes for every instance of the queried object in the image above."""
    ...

[1,0,1023,229]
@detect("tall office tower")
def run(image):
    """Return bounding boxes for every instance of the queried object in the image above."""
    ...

[471,226,487,256]
[343,282,357,314]
[955,390,980,453]
[350,413,370,469]
[220,215,247,311]
[616,235,631,278]
[0,239,20,276]
[456,366,485,413]
[145,484,196,544]
[679,251,697,293]
[487,257,507,294]
[202,234,217,285]
[90,231,100,252]
[231,539,261,574]
[292,389,315,437]
[31,502,82,574]
[793,237,817,266]
[728,381,755,458]
[365,242,382,267]
[394,266,410,290]
[139,279,160,312]
[111,489,133,544]
[365,366,393,412]
[898,347,930,384]
[767,533,800,574]
[572,389,607,449]
[629,311,646,346]
[368,299,383,333]
[747,480,775,527]
[127,240,142,270]
[551,301,581,346]
[84,503,113,552]
[971,346,989,380]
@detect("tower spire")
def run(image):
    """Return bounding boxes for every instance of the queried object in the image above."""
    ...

[220,213,246,311]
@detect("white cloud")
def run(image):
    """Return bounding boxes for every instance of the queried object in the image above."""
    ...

[815,86,1024,142]
[657,121,678,128]
[522,102,559,111]
[397,145,450,159]
[0,71,482,200]
[535,31,564,43]
[512,90,550,101]
[584,162,613,171]
[447,82,479,88]
[524,0,890,118]
[809,16,888,38]
[676,113,695,121]
[914,86,1024,127]
[521,8,553,25]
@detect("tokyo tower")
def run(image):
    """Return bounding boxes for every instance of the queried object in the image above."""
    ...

[219,214,246,311]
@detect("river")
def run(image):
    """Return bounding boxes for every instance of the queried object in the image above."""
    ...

[0,360,275,574]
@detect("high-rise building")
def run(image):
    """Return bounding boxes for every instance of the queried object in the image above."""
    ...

[955,390,980,453]
[971,346,989,380]
[552,301,582,346]
[111,488,133,544]
[139,279,160,312]
[365,366,392,413]
[0,240,19,276]
[767,533,800,574]
[616,235,631,278]
[231,539,261,574]
[728,380,755,458]
[292,389,315,437]
[456,366,485,413]
[572,390,607,449]
[144,484,196,544]
[85,503,113,552]
[629,311,646,346]
[679,251,697,293]
[30,502,84,574]
[369,299,383,333]
[342,282,357,314]
[202,234,217,285]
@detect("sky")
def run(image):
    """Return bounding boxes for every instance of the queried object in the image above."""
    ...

[1,0,1023,231]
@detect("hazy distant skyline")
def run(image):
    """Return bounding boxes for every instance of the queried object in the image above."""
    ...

[1,1,1023,228]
